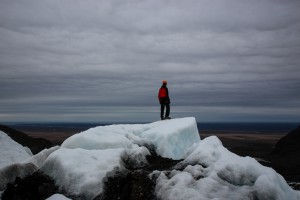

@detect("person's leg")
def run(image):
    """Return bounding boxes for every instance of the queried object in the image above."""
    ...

[160,103,165,119]
[165,103,170,117]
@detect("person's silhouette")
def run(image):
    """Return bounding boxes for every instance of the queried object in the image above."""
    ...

[158,80,171,120]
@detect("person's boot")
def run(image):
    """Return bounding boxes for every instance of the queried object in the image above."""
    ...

[165,116,171,120]
[161,117,165,120]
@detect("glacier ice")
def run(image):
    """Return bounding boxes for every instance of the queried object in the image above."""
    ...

[0,131,59,191]
[42,148,124,199]
[61,117,200,160]
[41,117,200,198]
[155,136,300,200]
[46,193,72,200]
[0,131,32,169]
[1,118,300,200]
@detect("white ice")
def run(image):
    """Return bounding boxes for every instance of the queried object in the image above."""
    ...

[42,117,199,198]
[1,118,300,200]
[61,117,200,160]
[155,136,300,200]
[45,194,72,200]
[0,131,32,169]
[42,148,124,199]
[0,131,58,191]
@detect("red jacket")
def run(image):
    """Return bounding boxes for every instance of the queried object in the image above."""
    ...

[158,87,168,98]
[158,85,170,104]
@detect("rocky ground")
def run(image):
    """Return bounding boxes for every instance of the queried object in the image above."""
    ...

[269,125,300,184]
[97,149,180,200]
[1,171,58,200]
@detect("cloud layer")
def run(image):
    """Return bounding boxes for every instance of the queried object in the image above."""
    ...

[1,0,300,122]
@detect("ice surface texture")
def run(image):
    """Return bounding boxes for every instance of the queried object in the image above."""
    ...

[0,131,58,191]
[0,131,32,169]
[46,193,72,200]
[155,136,300,200]
[1,118,300,200]
[41,117,200,199]
[61,117,200,160]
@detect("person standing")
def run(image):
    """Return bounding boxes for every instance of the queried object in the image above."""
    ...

[158,80,171,120]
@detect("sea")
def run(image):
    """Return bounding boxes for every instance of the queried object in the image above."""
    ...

[5,122,299,135]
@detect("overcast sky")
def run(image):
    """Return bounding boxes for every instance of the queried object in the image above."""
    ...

[1,0,300,123]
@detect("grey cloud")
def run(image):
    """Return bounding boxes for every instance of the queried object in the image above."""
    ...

[1,0,300,32]
[0,0,300,122]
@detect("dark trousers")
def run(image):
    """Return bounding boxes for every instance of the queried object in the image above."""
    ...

[160,102,170,118]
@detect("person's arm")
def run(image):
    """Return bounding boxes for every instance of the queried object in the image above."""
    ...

[166,88,170,103]
[158,88,162,103]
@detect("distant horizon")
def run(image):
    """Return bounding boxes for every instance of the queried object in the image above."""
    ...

[2,119,299,125]
[3,119,298,135]
[1,105,299,124]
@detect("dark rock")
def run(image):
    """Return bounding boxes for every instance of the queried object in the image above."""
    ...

[96,152,181,200]
[96,169,130,200]
[269,126,300,182]
[96,168,156,200]
[288,182,300,191]
[0,124,53,154]
[1,171,59,200]
[272,126,300,155]
[0,162,38,191]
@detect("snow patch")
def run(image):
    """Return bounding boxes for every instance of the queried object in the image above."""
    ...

[61,129,134,150]
[0,131,59,192]
[41,117,199,199]
[46,194,72,200]
[42,148,124,199]
[155,136,300,200]
[26,146,60,168]
[140,118,200,159]
[0,131,32,169]
[2,118,299,200]
[61,117,200,160]
[0,146,59,191]
[121,146,150,169]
